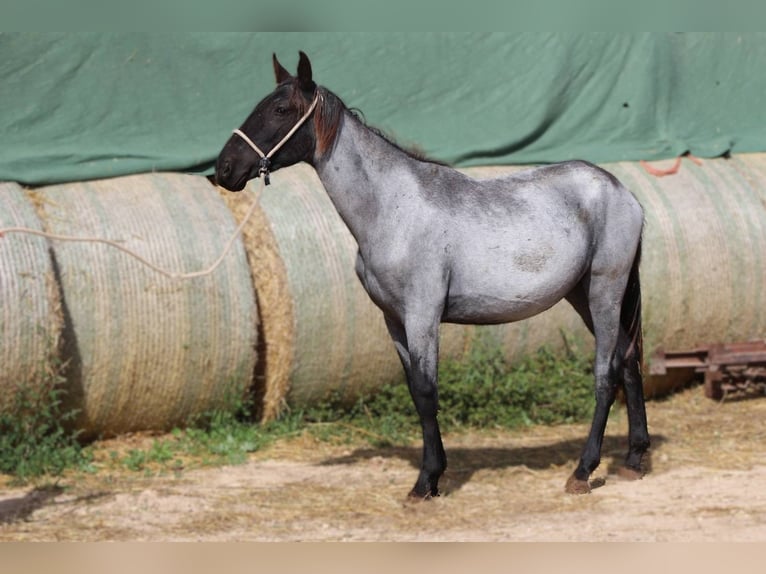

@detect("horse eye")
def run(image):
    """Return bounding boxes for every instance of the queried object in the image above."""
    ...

[275,105,288,116]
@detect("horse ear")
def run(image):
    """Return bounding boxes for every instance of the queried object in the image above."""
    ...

[297,51,315,92]
[273,53,292,84]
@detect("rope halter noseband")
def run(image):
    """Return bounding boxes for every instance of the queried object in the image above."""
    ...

[232,91,321,185]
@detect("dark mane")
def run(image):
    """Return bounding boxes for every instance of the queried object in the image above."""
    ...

[364,121,447,166]
[313,87,447,166]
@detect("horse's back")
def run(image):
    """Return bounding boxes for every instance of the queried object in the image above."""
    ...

[473,160,643,256]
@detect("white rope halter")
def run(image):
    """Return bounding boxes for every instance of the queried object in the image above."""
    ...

[232,92,320,185]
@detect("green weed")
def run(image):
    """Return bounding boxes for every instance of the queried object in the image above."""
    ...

[0,373,92,484]
[105,392,304,473]
[437,342,595,429]
[300,340,595,446]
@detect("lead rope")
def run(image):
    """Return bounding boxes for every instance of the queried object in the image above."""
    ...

[0,92,320,280]
[0,177,264,280]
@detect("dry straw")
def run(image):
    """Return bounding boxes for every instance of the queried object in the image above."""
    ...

[216,183,296,420]
[0,182,63,413]
[29,173,259,437]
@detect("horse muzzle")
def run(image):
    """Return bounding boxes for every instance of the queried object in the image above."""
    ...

[214,157,249,192]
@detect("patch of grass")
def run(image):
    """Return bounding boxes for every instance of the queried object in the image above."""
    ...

[300,340,595,447]
[102,393,306,475]
[438,342,595,429]
[0,372,93,485]
[180,408,274,466]
[120,440,176,472]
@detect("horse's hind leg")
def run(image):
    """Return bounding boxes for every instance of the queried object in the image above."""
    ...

[384,313,446,499]
[565,275,623,494]
[566,275,649,488]
[607,242,649,480]
[617,341,649,480]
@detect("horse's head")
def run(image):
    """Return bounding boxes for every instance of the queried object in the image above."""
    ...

[215,51,319,191]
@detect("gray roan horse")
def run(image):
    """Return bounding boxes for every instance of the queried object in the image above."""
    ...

[215,52,649,499]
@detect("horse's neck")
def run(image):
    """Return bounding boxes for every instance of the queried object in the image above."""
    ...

[314,113,409,243]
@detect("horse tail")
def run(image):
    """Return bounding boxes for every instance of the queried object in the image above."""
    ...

[620,238,643,371]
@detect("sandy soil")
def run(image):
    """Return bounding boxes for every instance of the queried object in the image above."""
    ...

[1,386,765,541]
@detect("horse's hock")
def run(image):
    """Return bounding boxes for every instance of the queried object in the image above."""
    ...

[25,173,259,437]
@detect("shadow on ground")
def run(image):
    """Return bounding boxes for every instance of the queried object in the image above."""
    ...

[0,485,64,524]
[0,485,111,525]
[320,433,666,494]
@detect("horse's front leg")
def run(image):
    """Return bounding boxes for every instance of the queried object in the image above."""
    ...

[384,313,446,499]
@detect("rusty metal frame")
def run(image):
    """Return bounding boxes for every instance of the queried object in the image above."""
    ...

[649,340,766,400]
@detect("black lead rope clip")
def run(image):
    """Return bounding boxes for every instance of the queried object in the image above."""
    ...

[258,157,272,186]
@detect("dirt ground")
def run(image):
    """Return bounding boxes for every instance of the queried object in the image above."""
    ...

[1,384,765,542]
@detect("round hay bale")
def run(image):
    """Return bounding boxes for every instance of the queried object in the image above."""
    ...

[219,164,590,420]
[29,173,258,437]
[607,154,766,396]
[0,182,63,414]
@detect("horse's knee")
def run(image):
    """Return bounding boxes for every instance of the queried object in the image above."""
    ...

[407,371,439,415]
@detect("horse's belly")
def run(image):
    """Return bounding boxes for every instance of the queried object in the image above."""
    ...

[443,291,560,324]
[443,263,582,325]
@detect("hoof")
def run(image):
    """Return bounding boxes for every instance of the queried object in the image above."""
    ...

[616,466,644,481]
[407,488,439,502]
[565,473,591,495]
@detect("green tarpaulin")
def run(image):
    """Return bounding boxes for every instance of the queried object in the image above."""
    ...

[2,32,765,185]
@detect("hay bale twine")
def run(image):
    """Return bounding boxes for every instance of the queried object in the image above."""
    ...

[219,164,591,420]
[0,182,63,414]
[29,173,258,437]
